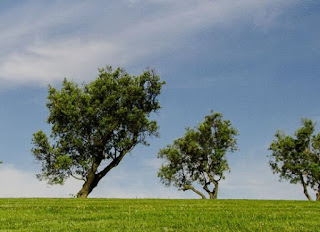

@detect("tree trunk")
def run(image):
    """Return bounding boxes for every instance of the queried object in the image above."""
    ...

[203,184,214,199]
[204,171,219,199]
[316,184,320,201]
[77,182,93,198]
[184,185,207,199]
[77,175,101,198]
[213,182,218,199]
[77,158,102,198]
[76,151,128,198]
[300,174,313,201]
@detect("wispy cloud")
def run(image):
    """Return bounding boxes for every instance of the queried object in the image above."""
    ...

[0,0,298,87]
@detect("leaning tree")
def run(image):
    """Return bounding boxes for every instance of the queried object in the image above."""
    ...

[158,111,238,199]
[269,118,320,201]
[32,67,165,198]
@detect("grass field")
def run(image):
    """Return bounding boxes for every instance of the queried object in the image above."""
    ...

[0,199,319,231]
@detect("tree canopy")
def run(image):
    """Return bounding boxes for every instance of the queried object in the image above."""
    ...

[269,118,320,201]
[158,111,238,199]
[32,67,165,198]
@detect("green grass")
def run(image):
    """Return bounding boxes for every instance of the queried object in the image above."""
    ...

[0,199,319,231]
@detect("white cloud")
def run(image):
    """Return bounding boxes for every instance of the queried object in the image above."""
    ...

[0,0,298,87]
[0,164,81,198]
[0,40,117,85]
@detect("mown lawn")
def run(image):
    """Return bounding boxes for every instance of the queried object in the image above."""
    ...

[0,199,319,231]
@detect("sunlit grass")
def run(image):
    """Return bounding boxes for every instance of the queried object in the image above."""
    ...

[0,199,319,231]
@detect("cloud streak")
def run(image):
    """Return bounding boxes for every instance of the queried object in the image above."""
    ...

[0,0,298,87]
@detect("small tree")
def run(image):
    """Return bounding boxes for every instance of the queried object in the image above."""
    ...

[269,119,320,201]
[158,111,238,199]
[32,67,165,198]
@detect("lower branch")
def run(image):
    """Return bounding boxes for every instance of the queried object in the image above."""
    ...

[183,185,207,199]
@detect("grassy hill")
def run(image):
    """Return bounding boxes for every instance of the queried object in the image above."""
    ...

[0,199,319,231]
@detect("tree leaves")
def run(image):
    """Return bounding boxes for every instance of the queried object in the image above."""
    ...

[269,118,320,200]
[158,111,238,199]
[31,67,165,194]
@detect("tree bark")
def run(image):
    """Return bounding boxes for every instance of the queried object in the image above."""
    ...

[203,184,214,199]
[203,183,218,199]
[204,171,219,199]
[213,182,218,199]
[77,151,128,198]
[184,185,207,199]
[316,184,320,201]
[77,157,102,198]
[300,174,313,201]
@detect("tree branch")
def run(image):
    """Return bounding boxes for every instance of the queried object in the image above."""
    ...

[68,168,86,181]
[70,173,86,181]
[205,170,218,186]
[96,150,128,181]
[183,185,207,199]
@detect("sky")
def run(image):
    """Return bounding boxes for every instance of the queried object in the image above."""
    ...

[0,0,320,200]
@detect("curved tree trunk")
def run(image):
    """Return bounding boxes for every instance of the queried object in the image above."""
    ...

[300,174,313,201]
[203,183,218,199]
[77,175,101,198]
[77,182,94,198]
[316,184,320,201]
[77,151,128,198]
[204,171,219,199]
[184,185,207,199]
[203,184,214,199]
[77,157,102,198]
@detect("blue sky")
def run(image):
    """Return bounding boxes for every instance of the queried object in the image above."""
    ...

[0,0,320,199]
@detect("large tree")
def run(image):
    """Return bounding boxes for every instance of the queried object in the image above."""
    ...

[32,67,165,198]
[269,119,320,201]
[158,111,238,199]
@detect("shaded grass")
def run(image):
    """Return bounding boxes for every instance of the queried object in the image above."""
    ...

[0,199,319,231]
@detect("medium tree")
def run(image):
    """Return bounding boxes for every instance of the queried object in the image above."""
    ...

[32,67,165,198]
[158,111,238,199]
[269,119,320,201]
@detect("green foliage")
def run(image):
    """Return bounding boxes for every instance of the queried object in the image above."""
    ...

[32,67,165,194]
[158,111,238,199]
[0,199,319,231]
[269,119,320,201]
